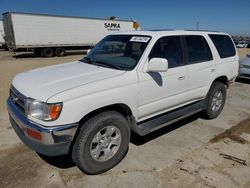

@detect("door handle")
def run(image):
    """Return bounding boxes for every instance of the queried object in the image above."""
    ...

[178,75,185,80]
[211,68,216,72]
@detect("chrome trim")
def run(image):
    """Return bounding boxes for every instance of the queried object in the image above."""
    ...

[10,85,27,101]
[10,85,27,115]
[7,97,78,145]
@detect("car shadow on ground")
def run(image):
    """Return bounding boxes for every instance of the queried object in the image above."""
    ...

[37,153,76,169]
[37,114,199,169]
[236,78,250,84]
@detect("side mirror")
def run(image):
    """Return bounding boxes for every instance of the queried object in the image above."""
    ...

[147,58,168,72]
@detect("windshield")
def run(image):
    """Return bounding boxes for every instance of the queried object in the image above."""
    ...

[80,35,151,70]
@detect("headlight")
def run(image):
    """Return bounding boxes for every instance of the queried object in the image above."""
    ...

[26,99,62,121]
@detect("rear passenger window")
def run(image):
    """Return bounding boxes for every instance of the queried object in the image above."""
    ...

[209,34,236,58]
[185,36,213,64]
[149,36,183,68]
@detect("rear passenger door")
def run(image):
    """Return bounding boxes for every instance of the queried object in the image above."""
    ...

[184,35,214,100]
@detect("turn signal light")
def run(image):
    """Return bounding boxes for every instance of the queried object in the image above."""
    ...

[26,128,42,140]
[48,104,62,120]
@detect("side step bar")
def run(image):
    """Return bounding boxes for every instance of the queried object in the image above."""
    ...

[130,101,205,136]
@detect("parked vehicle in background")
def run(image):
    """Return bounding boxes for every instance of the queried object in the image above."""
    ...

[247,44,250,48]
[236,41,248,48]
[2,12,139,57]
[0,20,6,48]
[7,30,238,174]
[238,54,250,79]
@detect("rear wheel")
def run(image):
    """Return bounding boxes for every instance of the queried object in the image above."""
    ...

[72,111,130,174]
[201,82,226,119]
[55,47,66,57]
[42,47,54,57]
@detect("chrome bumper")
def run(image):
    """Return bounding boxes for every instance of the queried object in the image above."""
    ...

[7,97,79,156]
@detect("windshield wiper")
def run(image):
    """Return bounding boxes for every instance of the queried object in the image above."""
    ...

[80,57,124,70]
[92,61,124,70]
[79,56,91,63]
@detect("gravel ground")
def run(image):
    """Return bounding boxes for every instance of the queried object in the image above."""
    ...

[0,48,250,188]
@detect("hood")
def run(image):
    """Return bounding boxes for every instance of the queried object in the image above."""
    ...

[12,61,125,102]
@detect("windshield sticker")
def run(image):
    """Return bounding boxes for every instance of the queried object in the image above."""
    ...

[130,36,150,43]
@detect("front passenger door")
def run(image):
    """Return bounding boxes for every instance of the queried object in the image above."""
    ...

[138,36,189,121]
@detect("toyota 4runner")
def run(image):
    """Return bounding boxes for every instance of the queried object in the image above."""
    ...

[7,30,239,174]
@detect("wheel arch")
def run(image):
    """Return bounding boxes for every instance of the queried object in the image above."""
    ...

[212,75,229,87]
[69,103,134,154]
[78,103,133,127]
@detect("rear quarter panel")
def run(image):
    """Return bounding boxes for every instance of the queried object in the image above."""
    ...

[206,34,239,89]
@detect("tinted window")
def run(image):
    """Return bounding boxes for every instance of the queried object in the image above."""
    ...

[149,36,183,68]
[209,34,236,58]
[185,36,213,64]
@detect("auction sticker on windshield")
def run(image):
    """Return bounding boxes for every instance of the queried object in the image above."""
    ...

[130,36,150,43]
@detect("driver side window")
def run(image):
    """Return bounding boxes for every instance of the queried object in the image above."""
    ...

[149,36,183,68]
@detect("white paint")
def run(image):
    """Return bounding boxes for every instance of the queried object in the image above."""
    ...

[4,13,137,49]
[0,21,5,46]
[11,30,239,126]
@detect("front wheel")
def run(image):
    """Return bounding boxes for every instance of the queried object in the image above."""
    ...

[201,82,226,119]
[72,111,130,174]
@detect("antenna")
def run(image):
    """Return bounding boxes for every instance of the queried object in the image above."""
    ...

[196,21,199,31]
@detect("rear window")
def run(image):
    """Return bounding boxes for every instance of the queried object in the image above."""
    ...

[185,35,213,64]
[209,34,236,58]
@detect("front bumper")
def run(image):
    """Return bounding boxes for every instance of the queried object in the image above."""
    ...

[238,74,250,79]
[7,97,78,156]
[238,67,250,79]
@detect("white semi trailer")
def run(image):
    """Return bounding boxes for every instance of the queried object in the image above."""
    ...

[0,20,5,48]
[2,12,140,57]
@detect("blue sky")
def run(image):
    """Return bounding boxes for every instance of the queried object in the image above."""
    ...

[1,0,250,36]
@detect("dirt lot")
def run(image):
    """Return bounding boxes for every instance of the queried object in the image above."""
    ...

[0,49,250,188]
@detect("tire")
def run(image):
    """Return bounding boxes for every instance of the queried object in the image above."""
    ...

[55,47,66,57]
[201,81,226,119]
[42,47,54,57]
[2,44,8,50]
[72,111,130,174]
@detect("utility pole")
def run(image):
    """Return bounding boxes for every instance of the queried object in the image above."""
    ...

[196,21,199,31]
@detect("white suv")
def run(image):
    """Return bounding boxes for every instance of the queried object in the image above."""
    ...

[7,30,238,174]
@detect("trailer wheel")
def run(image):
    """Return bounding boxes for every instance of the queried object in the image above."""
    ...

[42,48,54,57]
[55,47,66,57]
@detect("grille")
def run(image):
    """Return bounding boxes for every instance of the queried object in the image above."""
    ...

[241,73,250,77]
[243,64,250,69]
[10,86,26,114]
